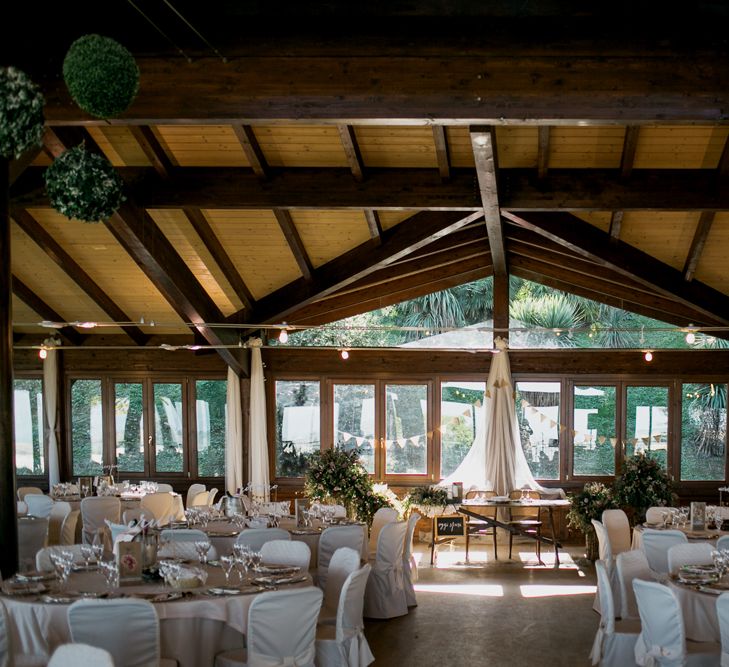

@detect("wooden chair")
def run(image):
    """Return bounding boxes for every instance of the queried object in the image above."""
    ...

[507,490,543,563]
[464,490,498,561]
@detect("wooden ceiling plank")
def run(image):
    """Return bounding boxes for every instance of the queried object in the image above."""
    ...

[105,202,248,376]
[232,125,270,180]
[718,132,729,177]
[128,126,175,179]
[608,210,624,242]
[683,211,716,282]
[432,126,451,180]
[363,210,383,243]
[11,276,86,345]
[470,126,506,276]
[11,210,149,345]
[273,209,314,281]
[337,125,365,182]
[9,146,42,186]
[182,207,255,310]
[620,125,640,178]
[502,210,729,325]
[537,126,550,179]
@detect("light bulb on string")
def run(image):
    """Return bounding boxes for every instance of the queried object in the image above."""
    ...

[278,324,289,344]
[39,348,47,360]
[340,349,349,360]
[685,324,697,345]
[644,351,653,362]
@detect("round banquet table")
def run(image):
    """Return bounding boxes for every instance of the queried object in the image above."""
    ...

[631,525,727,551]
[667,579,723,643]
[1,563,313,667]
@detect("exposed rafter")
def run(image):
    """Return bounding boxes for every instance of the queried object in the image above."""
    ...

[232,125,270,180]
[273,209,314,281]
[337,125,365,182]
[537,126,550,179]
[8,146,42,186]
[683,211,715,282]
[363,210,383,244]
[432,126,450,181]
[608,211,623,242]
[620,126,640,179]
[129,126,175,180]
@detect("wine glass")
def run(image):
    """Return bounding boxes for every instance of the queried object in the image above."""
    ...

[91,529,105,563]
[219,556,235,587]
[194,540,211,565]
[80,544,94,570]
[99,561,119,592]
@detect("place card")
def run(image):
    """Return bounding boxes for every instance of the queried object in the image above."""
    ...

[116,541,143,580]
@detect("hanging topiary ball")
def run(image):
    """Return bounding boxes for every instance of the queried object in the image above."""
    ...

[0,66,45,159]
[44,145,125,223]
[63,34,139,118]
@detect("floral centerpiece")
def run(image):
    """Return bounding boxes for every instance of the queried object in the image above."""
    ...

[614,452,676,524]
[404,485,449,517]
[0,66,45,159]
[566,481,617,560]
[305,447,391,526]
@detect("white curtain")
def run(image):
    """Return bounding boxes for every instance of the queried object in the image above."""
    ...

[43,337,61,486]
[225,366,243,496]
[248,338,270,501]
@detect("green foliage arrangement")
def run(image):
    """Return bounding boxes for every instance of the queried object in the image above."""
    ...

[0,67,45,159]
[63,35,139,118]
[614,452,676,523]
[44,146,124,222]
[566,481,617,536]
[304,447,392,525]
[406,485,449,508]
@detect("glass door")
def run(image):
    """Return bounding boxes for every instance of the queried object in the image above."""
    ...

[332,383,376,474]
[383,383,430,479]
[152,381,186,475]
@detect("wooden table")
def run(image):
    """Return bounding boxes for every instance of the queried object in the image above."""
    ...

[458,498,570,565]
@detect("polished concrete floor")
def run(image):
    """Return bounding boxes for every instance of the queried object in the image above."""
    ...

[365,537,598,666]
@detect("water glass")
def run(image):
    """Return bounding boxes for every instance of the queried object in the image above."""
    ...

[99,560,119,591]
[80,544,94,570]
[194,540,211,565]
[220,556,235,586]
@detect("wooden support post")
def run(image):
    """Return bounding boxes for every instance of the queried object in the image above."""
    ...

[0,158,19,577]
[493,270,509,345]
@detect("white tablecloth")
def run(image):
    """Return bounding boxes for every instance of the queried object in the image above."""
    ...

[668,580,721,643]
[631,525,724,551]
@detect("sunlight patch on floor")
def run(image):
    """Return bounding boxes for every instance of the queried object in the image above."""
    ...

[414,583,505,597]
[518,551,581,571]
[519,584,596,598]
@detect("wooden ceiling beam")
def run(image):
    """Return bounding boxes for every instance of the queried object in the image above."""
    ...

[105,202,249,376]
[389,223,487,266]
[129,126,175,180]
[8,146,42,186]
[11,210,149,346]
[432,126,450,181]
[273,209,314,281]
[363,210,382,243]
[182,207,255,310]
[11,277,87,346]
[232,125,270,180]
[608,211,623,242]
[620,126,640,179]
[470,126,506,276]
[718,132,729,178]
[537,126,550,179]
[337,125,365,182]
[683,211,716,282]
[503,210,729,326]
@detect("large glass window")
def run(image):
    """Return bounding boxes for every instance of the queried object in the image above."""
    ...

[440,381,486,479]
[14,378,44,476]
[515,381,560,480]
[154,383,184,473]
[275,380,320,477]
[196,380,226,477]
[681,383,727,481]
[573,385,616,476]
[333,384,376,474]
[115,382,144,473]
[71,379,104,476]
[625,386,669,467]
[385,384,428,476]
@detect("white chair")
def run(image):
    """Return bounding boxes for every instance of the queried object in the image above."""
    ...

[602,509,632,556]
[235,528,290,552]
[17,501,28,516]
[214,587,324,667]
[207,488,219,506]
[666,543,715,573]
[68,598,177,666]
[59,509,80,546]
[186,483,206,509]
[616,550,654,620]
[316,564,375,667]
[641,529,688,575]
[590,560,641,666]
[317,526,366,590]
[48,501,72,546]
[80,496,121,546]
[260,540,311,570]
[107,520,131,546]
[645,507,677,525]
[403,512,421,607]
[123,508,154,525]
[17,516,49,572]
[154,483,174,493]
[363,521,408,620]
[593,519,621,614]
[36,545,89,572]
[632,578,720,666]
[189,491,210,507]
[716,593,729,667]
[17,486,43,501]
[159,529,218,561]
[49,643,115,667]
[140,493,176,524]
[367,507,398,559]
[0,599,12,667]
[320,547,361,625]
[25,495,53,519]
[717,536,729,552]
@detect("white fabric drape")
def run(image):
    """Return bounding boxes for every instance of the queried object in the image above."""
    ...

[43,338,61,486]
[249,338,270,502]
[225,366,243,496]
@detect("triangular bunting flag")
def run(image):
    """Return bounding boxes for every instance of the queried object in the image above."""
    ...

[598,435,606,445]
[609,438,617,446]
[549,419,557,428]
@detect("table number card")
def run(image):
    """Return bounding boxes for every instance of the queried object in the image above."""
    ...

[116,540,143,580]
[691,502,706,531]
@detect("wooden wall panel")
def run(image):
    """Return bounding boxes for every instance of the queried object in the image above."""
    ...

[203,209,302,299]
[447,127,538,168]
[152,125,249,167]
[355,127,437,168]
[147,209,243,315]
[574,212,612,233]
[620,211,701,271]
[291,210,371,267]
[694,212,729,294]
[634,126,729,169]
[548,126,624,168]
[254,125,348,167]
[87,127,152,167]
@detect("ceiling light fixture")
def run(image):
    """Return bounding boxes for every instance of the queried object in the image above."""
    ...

[278,323,289,344]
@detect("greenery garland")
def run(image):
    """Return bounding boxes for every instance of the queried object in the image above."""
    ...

[0,67,45,159]
[44,146,125,222]
[63,34,139,118]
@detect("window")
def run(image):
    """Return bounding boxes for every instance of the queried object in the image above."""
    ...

[14,378,44,476]
[681,383,727,481]
[625,386,669,467]
[153,383,184,473]
[71,379,104,476]
[196,380,227,477]
[333,384,375,474]
[573,385,616,476]
[115,382,144,473]
[440,381,485,479]
[275,380,320,478]
[515,381,560,480]
[385,384,428,476]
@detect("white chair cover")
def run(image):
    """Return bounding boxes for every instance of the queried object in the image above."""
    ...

[48,644,115,667]
[17,517,49,572]
[317,526,366,590]
[666,543,715,573]
[235,528,290,552]
[17,487,43,501]
[645,507,677,525]
[717,536,729,553]
[258,501,293,516]
[403,512,421,607]
[316,564,375,667]
[632,578,720,667]
[716,593,729,667]
[186,484,206,509]
[207,489,219,506]
[48,501,71,546]
[69,598,176,667]
[593,519,621,615]
[36,545,88,572]
[107,520,131,546]
[80,497,121,546]
[159,529,219,561]
[140,493,176,524]
[215,587,323,667]
[59,510,80,546]
[261,540,311,570]
[16,501,27,517]
[641,530,687,575]
[25,495,53,519]
[0,599,12,667]
[189,491,210,507]
[122,508,154,525]
[616,550,654,620]
[602,509,632,555]
[320,547,361,625]
[590,560,640,667]
[367,508,398,559]
[155,483,174,493]
[363,521,408,620]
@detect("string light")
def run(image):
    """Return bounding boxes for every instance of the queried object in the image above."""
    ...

[685,324,698,345]
[278,326,289,344]
[644,351,653,362]
[340,349,349,360]
[38,348,47,360]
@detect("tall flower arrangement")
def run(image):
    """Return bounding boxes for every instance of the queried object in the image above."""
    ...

[614,452,676,523]
[566,481,617,560]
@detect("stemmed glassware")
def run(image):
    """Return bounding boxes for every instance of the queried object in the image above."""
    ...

[233,544,251,583]
[80,544,95,570]
[50,551,74,591]
[98,560,119,592]
[194,540,211,565]
[91,530,105,564]
[219,556,235,587]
